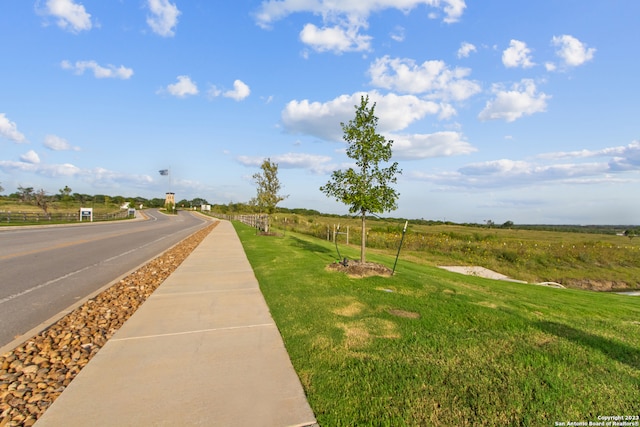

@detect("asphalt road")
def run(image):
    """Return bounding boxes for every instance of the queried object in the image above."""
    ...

[0,209,210,349]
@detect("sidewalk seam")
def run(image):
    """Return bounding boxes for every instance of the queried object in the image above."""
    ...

[150,288,257,297]
[110,323,275,342]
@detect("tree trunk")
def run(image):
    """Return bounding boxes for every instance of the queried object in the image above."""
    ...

[360,210,366,263]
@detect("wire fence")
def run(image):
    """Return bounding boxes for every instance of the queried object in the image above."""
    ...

[208,213,270,232]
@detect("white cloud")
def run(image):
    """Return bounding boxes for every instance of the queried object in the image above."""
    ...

[20,150,41,164]
[412,158,610,189]
[164,75,199,98]
[207,85,222,99]
[539,140,640,172]
[224,80,251,101]
[0,113,27,143]
[146,0,181,37]
[238,152,335,174]
[478,79,550,122]
[44,134,80,151]
[256,0,466,27]
[0,159,154,187]
[457,41,476,58]
[368,56,481,101]
[388,131,476,160]
[61,60,134,79]
[255,0,466,53]
[609,143,640,171]
[282,91,441,141]
[390,26,405,42]
[85,167,153,187]
[300,23,372,53]
[411,140,640,189]
[208,80,252,101]
[0,159,81,177]
[502,39,534,68]
[552,35,595,67]
[41,0,92,33]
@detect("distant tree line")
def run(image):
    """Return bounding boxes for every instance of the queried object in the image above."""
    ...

[1,182,631,235]
[0,183,210,213]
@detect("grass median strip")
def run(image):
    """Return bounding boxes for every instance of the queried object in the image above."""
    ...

[233,221,640,426]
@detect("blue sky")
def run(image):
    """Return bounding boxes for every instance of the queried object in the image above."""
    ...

[1,1,639,224]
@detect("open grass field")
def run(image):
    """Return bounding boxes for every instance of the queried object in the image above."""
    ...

[0,200,135,225]
[233,221,640,426]
[269,214,640,291]
[0,200,121,214]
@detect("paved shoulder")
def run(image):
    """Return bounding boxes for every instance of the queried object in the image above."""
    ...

[35,220,317,427]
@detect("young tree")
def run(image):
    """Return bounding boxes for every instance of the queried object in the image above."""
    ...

[252,158,288,232]
[320,95,401,263]
[34,189,50,214]
[17,186,34,203]
[59,185,72,206]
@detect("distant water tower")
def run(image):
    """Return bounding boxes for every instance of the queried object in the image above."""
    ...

[165,192,175,206]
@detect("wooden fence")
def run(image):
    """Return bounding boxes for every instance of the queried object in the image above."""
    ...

[0,210,134,224]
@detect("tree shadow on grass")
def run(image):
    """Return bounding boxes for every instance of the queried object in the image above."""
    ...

[535,321,640,370]
[289,236,334,256]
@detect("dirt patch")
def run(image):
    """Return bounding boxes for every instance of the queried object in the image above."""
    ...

[564,279,631,292]
[327,261,392,278]
[440,265,638,292]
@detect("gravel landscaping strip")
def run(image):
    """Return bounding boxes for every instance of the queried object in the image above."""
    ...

[0,222,217,426]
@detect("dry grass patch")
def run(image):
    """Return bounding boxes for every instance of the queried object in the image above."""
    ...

[474,301,499,309]
[337,318,400,350]
[387,309,420,319]
[333,301,366,317]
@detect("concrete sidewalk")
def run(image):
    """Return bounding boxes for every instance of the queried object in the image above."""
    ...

[35,220,318,427]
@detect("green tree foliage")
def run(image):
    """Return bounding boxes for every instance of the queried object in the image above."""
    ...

[320,95,401,263]
[148,198,165,208]
[252,158,288,233]
[17,186,34,203]
[191,197,209,206]
[253,158,288,215]
[59,185,73,205]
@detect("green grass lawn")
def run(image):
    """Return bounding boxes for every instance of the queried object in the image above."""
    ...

[233,221,640,426]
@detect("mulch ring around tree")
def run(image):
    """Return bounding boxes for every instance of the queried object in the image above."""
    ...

[326,260,392,278]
